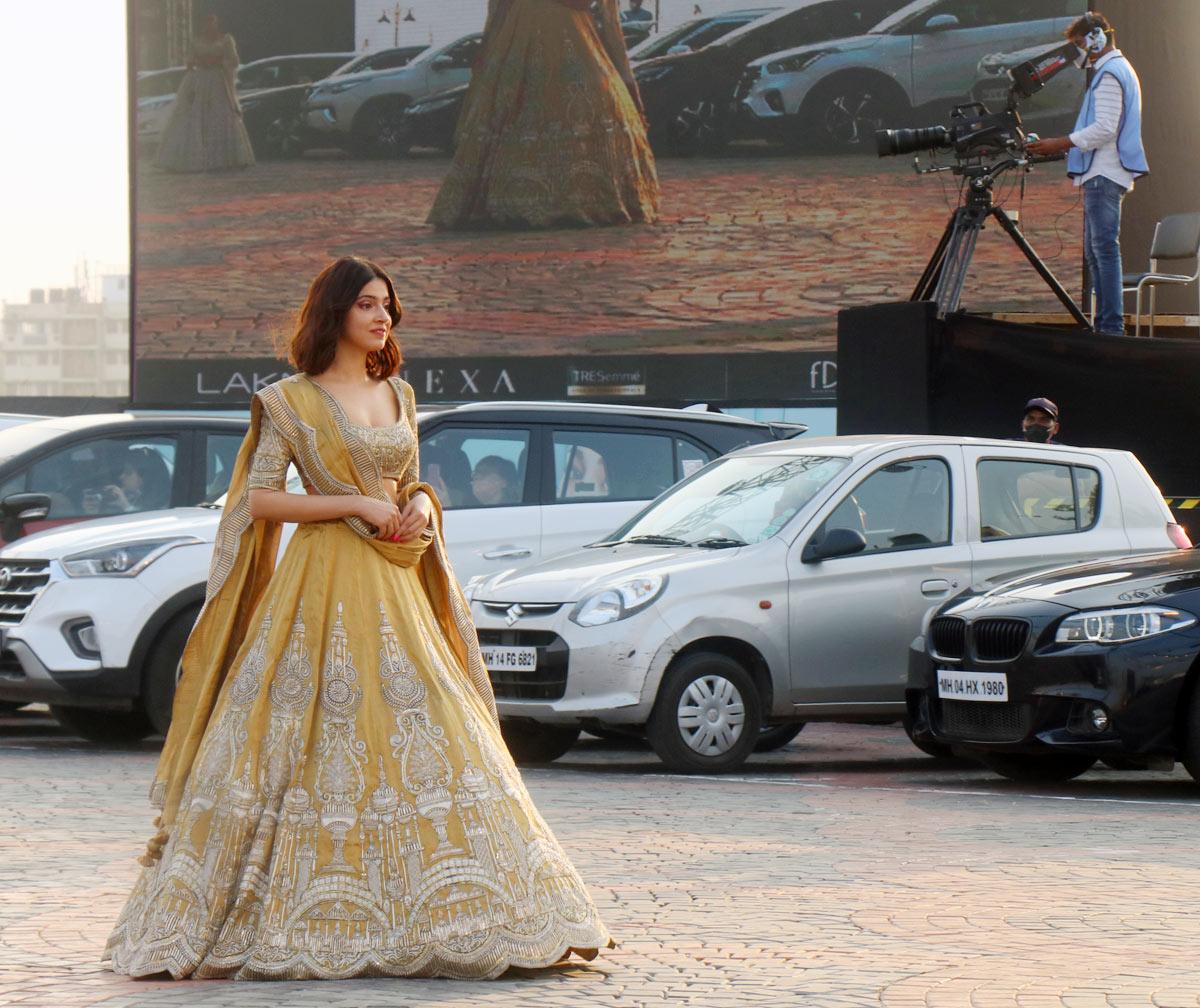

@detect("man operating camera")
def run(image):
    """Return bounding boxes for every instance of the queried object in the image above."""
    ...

[1026,12,1148,338]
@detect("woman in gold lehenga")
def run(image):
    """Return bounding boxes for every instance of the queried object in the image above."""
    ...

[104,257,612,980]
[428,0,659,229]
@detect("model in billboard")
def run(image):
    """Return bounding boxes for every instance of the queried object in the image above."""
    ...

[104,258,612,980]
[429,0,659,229]
[156,14,255,173]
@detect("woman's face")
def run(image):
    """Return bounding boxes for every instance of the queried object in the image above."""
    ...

[341,278,394,357]
[119,464,143,497]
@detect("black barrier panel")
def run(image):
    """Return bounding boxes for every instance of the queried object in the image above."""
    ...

[134,352,839,410]
[837,302,1200,533]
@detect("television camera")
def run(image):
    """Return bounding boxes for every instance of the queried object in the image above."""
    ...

[870,40,1091,327]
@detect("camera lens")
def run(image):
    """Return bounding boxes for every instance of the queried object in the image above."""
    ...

[875,125,951,158]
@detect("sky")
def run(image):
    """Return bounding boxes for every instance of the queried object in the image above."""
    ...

[0,2,128,304]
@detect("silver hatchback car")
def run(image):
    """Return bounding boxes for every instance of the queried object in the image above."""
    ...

[470,436,1187,772]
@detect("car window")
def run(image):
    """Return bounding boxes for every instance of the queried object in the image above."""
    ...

[421,427,530,511]
[0,472,25,499]
[25,435,179,519]
[204,432,245,503]
[978,459,1101,540]
[553,430,674,503]
[676,438,712,481]
[744,1,902,55]
[820,457,951,553]
[237,63,280,90]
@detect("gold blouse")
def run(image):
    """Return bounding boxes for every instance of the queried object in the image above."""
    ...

[248,378,419,492]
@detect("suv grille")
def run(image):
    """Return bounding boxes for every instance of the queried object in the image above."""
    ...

[972,618,1030,662]
[938,700,1030,742]
[929,617,966,660]
[0,560,51,627]
[477,629,567,701]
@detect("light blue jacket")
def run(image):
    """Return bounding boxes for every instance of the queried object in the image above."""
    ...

[1067,53,1148,180]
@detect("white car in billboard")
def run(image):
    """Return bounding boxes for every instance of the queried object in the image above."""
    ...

[303,33,483,157]
[736,0,1079,151]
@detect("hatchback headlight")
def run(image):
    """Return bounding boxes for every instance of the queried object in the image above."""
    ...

[1055,606,1196,644]
[61,537,202,578]
[569,575,667,628]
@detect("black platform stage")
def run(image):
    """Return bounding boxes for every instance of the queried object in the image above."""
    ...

[838,301,1200,535]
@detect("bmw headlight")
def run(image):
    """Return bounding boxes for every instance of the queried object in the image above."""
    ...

[1055,606,1196,645]
[61,537,203,578]
[766,51,831,75]
[569,575,667,628]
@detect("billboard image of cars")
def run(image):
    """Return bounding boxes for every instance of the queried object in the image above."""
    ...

[129,0,1086,411]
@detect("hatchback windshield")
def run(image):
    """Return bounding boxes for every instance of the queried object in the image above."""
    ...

[604,454,848,547]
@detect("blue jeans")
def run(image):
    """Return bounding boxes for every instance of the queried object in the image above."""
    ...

[1082,175,1127,336]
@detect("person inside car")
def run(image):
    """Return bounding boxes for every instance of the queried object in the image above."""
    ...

[471,455,520,506]
[84,446,172,515]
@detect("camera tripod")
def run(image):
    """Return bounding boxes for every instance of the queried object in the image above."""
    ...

[911,158,1091,327]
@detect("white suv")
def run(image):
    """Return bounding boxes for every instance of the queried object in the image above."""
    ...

[468,436,1189,772]
[0,403,792,743]
[737,0,1077,151]
[303,34,483,157]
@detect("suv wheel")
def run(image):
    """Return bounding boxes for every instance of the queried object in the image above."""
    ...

[500,719,581,764]
[797,75,905,153]
[50,705,153,746]
[143,605,201,736]
[980,751,1096,783]
[667,100,728,157]
[647,651,762,773]
[351,99,412,158]
[755,722,804,753]
[261,110,306,159]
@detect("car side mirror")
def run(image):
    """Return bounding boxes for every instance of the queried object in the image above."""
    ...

[801,526,868,564]
[924,13,960,31]
[432,54,457,70]
[0,493,52,542]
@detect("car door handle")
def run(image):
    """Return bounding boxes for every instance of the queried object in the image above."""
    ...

[483,547,533,560]
[921,579,952,596]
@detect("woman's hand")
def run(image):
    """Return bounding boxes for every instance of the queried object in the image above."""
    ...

[395,492,433,542]
[357,496,402,541]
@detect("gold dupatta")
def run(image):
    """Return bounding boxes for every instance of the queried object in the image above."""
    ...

[143,374,497,863]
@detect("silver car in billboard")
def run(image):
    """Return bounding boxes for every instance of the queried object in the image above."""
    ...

[736,0,1078,151]
[470,435,1185,773]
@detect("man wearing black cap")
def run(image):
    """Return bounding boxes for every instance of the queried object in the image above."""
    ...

[1021,397,1061,444]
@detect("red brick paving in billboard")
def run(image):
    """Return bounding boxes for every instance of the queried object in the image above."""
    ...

[133,151,1085,360]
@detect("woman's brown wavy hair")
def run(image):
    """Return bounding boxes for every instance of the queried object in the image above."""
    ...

[288,257,403,379]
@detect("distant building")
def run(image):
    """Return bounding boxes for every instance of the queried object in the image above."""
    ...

[0,277,130,398]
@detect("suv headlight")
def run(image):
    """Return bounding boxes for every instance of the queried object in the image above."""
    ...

[61,537,202,578]
[569,574,667,628]
[321,78,364,96]
[765,51,831,75]
[1055,606,1196,645]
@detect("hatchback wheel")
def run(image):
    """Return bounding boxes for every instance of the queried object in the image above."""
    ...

[500,719,581,764]
[755,722,804,753]
[980,751,1097,783]
[143,605,201,736]
[648,651,762,773]
[50,705,153,746]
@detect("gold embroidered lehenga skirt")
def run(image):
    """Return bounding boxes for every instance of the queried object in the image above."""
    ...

[103,519,611,979]
[428,0,659,229]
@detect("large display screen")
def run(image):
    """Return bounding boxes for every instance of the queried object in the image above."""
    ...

[130,0,1085,408]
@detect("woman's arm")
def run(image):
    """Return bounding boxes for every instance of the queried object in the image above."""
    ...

[249,489,403,540]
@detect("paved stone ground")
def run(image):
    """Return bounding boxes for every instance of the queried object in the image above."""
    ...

[1,710,1197,1007]
[133,149,1086,361]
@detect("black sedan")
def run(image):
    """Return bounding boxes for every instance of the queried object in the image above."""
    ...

[907,551,1200,784]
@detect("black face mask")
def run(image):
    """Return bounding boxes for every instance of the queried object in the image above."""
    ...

[1023,424,1053,444]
